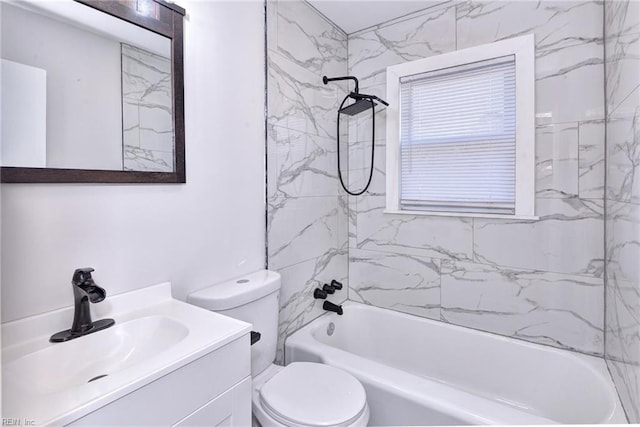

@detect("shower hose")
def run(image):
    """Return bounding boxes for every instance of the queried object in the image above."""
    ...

[335,95,376,196]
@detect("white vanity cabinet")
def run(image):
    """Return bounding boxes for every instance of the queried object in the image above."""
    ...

[2,283,253,426]
[69,335,252,426]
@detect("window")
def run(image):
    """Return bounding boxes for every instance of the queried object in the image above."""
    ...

[385,35,535,218]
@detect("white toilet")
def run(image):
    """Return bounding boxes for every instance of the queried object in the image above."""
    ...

[188,270,370,427]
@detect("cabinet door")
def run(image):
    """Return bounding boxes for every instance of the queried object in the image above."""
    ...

[173,377,251,427]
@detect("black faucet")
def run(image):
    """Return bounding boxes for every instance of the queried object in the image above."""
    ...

[323,301,343,315]
[50,268,115,342]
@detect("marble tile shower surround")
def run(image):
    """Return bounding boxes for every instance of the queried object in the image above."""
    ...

[266,0,349,362]
[266,0,614,371]
[605,96,640,423]
[344,0,607,358]
[121,43,173,172]
[604,0,640,421]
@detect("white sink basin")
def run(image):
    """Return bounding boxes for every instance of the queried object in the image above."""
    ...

[2,282,251,425]
[5,316,189,395]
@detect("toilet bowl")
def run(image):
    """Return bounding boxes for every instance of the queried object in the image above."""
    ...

[252,363,369,427]
[187,270,370,427]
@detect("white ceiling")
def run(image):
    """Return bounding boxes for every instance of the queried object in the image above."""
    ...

[306,1,443,34]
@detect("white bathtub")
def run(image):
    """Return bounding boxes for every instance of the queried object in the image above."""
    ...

[285,301,627,425]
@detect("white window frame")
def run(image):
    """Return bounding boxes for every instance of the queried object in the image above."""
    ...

[385,35,537,220]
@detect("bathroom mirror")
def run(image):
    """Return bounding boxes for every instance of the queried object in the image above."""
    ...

[0,0,185,183]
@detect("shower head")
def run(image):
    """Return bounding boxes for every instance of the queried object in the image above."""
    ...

[339,93,389,116]
[323,75,389,117]
[339,99,377,116]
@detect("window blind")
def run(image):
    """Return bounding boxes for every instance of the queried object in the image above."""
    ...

[399,55,516,214]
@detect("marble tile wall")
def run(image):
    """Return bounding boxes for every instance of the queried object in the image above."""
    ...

[121,44,174,172]
[266,0,349,362]
[604,0,640,422]
[345,1,606,357]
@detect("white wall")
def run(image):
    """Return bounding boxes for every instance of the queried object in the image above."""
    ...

[0,0,266,323]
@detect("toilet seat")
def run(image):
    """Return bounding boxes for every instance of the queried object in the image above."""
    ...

[257,362,368,427]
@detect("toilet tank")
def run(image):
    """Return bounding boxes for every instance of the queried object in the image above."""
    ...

[187,270,281,376]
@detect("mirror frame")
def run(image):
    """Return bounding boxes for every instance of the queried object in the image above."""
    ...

[1,0,186,183]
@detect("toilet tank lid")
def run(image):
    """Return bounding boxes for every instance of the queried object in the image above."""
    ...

[188,270,281,311]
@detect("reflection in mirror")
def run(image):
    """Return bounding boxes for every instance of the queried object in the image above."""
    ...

[121,44,173,172]
[0,0,180,176]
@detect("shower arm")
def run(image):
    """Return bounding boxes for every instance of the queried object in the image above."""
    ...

[323,76,389,107]
[323,75,359,95]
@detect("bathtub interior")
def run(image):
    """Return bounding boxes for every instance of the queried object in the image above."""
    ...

[294,302,625,425]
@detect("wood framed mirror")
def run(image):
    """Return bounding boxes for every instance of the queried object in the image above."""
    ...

[1,0,186,183]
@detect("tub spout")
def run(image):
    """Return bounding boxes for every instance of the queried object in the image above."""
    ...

[323,301,343,315]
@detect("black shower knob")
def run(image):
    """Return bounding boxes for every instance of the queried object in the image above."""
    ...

[314,288,328,299]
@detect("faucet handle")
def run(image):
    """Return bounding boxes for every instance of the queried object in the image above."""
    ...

[322,284,336,294]
[314,288,328,299]
[330,279,343,290]
[72,267,95,285]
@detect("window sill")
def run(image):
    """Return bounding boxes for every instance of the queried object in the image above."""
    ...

[383,209,539,221]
